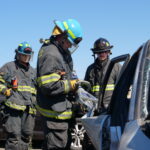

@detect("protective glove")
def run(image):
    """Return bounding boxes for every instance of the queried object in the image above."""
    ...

[70,79,79,91]
[70,80,91,92]
[76,80,91,91]
[3,88,12,97]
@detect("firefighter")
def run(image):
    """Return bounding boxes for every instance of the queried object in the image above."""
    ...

[0,42,36,150]
[84,38,121,150]
[36,19,83,150]
[85,37,121,109]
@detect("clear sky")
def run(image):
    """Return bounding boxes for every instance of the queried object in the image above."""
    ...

[0,0,150,79]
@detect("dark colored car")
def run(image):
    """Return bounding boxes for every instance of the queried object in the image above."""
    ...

[82,40,150,150]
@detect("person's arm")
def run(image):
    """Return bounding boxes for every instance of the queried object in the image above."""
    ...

[0,64,12,96]
[37,47,77,96]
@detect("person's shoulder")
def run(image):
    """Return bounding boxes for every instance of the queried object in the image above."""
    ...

[113,62,122,72]
[43,43,59,55]
[2,61,15,68]
[29,65,36,72]
[86,63,95,71]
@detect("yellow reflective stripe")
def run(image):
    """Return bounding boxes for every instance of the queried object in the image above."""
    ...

[105,84,115,91]
[37,73,61,87]
[5,101,26,111]
[0,84,7,92]
[36,105,72,120]
[92,85,100,92]
[63,22,76,39]
[62,80,70,93]
[0,76,5,83]
[63,22,69,29]
[18,86,36,94]
[29,107,36,114]
[92,84,115,92]
[30,88,37,95]
[68,29,76,39]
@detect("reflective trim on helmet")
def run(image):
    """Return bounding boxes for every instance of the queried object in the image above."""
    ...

[5,101,26,111]
[36,105,73,120]
[63,22,76,39]
[19,43,30,47]
[37,73,61,87]
[19,44,23,46]
[92,84,115,92]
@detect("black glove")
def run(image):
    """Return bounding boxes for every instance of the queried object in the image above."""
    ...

[76,80,91,91]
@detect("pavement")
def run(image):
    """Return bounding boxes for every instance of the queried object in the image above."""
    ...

[0,148,42,150]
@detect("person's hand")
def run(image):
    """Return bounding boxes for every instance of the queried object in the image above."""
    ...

[4,88,12,97]
[76,80,91,91]
[70,79,79,91]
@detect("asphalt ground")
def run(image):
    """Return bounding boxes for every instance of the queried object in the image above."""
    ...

[0,140,43,150]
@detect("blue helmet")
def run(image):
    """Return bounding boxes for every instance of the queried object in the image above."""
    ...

[17,42,33,56]
[54,19,83,45]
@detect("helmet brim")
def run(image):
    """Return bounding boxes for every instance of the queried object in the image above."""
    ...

[91,45,113,54]
[54,20,65,32]
[91,48,112,54]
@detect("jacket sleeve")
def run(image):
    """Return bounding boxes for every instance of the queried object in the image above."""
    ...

[37,46,72,96]
[0,64,10,94]
[84,65,91,81]
[114,63,122,82]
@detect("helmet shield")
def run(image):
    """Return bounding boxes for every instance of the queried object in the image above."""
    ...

[16,42,34,62]
[54,19,83,53]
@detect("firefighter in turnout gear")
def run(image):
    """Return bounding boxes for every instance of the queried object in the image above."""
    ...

[37,19,83,150]
[85,37,121,109]
[84,38,121,150]
[0,42,36,150]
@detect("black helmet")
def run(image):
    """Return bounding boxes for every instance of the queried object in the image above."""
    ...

[91,38,113,54]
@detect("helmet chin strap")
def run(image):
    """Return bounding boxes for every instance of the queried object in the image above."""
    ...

[92,53,96,62]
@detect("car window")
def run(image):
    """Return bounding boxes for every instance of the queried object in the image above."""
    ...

[109,49,140,132]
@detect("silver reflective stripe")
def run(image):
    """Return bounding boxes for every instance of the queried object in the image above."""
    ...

[62,80,70,93]
[29,107,36,114]
[92,84,115,92]
[5,101,26,111]
[105,84,115,91]
[36,105,72,120]
[37,73,61,87]
[18,86,36,94]
[92,85,100,92]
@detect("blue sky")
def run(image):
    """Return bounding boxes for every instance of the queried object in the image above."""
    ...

[0,0,150,79]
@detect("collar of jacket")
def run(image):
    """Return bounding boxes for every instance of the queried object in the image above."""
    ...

[50,36,71,56]
[94,58,109,69]
[15,60,30,71]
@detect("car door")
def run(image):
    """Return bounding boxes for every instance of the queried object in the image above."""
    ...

[110,40,150,150]
[81,54,130,150]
